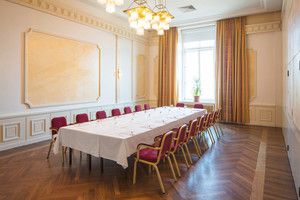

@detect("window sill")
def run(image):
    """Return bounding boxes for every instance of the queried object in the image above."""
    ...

[178,101,215,106]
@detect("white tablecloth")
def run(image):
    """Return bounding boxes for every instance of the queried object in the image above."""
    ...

[53,107,206,168]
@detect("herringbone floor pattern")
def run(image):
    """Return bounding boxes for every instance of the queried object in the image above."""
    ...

[0,124,297,200]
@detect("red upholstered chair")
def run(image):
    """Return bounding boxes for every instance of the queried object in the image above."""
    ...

[47,117,67,159]
[111,108,121,116]
[183,119,202,164]
[76,113,89,123]
[210,111,221,139]
[144,104,150,110]
[216,108,224,135]
[204,113,215,143]
[135,105,142,112]
[194,104,204,109]
[124,106,132,114]
[176,103,184,107]
[96,110,107,120]
[169,124,190,176]
[197,116,209,150]
[133,131,176,193]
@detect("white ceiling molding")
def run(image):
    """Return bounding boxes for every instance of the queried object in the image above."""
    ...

[245,21,281,34]
[6,0,149,44]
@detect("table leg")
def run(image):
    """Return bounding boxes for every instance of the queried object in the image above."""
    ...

[101,157,104,173]
[69,148,72,165]
[88,154,92,170]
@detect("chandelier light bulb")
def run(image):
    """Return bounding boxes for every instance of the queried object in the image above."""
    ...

[145,12,153,21]
[152,21,158,30]
[115,0,124,6]
[165,16,171,23]
[144,21,151,29]
[138,18,145,27]
[130,20,138,29]
[106,2,115,13]
[163,23,169,30]
[153,15,160,22]
[157,28,164,35]
[131,11,138,19]
[137,27,144,35]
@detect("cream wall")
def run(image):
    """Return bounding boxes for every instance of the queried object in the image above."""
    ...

[247,31,282,127]
[282,0,300,198]
[0,1,153,151]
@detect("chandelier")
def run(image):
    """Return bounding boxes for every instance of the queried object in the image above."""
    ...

[97,0,124,13]
[123,0,174,35]
[152,0,173,35]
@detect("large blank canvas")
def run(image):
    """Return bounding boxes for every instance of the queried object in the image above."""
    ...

[25,30,100,107]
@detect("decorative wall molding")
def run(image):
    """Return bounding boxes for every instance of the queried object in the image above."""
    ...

[7,0,149,45]
[0,117,25,147]
[246,21,281,34]
[25,28,101,108]
[249,105,279,127]
[0,100,153,151]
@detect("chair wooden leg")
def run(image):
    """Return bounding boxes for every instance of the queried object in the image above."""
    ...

[218,122,224,135]
[201,134,209,150]
[46,141,53,159]
[200,134,207,150]
[167,156,177,181]
[192,138,201,158]
[153,165,165,193]
[133,159,138,184]
[194,138,202,157]
[203,133,209,149]
[208,128,215,143]
[213,124,220,138]
[148,165,152,174]
[212,125,220,139]
[171,153,181,177]
[184,143,193,164]
[180,146,190,169]
[209,128,216,143]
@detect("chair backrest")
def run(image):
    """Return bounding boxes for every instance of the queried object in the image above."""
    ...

[176,103,184,107]
[144,104,150,110]
[211,111,218,124]
[194,104,204,109]
[135,105,142,112]
[51,117,67,135]
[124,106,132,114]
[76,113,89,123]
[217,108,222,121]
[159,131,174,156]
[187,119,198,139]
[175,124,187,148]
[197,116,205,132]
[204,113,212,128]
[112,108,121,116]
[96,111,107,120]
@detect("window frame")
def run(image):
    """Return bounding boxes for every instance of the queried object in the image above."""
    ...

[181,41,216,103]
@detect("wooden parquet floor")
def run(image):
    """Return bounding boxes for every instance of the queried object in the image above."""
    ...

[0,124,297,200]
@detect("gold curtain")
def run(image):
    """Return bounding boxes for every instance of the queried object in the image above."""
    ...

[158,27,178,107]
[215,17,249,123]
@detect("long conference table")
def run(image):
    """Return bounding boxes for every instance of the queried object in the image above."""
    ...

[53,107,207,168]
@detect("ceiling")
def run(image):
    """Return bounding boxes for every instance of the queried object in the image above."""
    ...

[76,0,282,26]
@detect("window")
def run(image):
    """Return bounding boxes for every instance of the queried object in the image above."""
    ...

[180,26,216,103]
